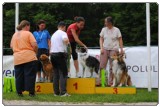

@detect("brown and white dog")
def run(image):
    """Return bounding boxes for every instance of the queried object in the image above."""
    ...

[111,54,132,87]
[40,54,53,82]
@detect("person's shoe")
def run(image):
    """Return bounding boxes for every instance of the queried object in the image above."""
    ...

[17,92,23,97]
[75,73,79,78]
[37,78,41,83]
[61,93,71,97]
[68,73,71,78]
[54,94,59,96]
[29,92,35,97]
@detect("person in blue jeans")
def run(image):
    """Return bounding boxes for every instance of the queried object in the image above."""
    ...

[33,20,51,82]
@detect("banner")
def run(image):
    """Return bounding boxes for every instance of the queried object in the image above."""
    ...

[3,47,158,88]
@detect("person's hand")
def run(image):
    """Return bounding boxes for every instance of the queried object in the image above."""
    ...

[100,48,104,54]
[83,45,88,49]
[120,48,124,55]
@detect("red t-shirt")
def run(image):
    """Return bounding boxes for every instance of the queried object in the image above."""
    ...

[67,23,81,42]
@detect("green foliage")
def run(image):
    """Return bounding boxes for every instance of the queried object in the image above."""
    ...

[3,3,158,50]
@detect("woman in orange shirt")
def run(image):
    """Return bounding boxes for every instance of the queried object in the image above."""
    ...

[10,20,38,97]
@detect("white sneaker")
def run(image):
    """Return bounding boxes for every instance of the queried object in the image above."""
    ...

[61,93,71,97]
[75,72,80,78]
[68,72,71,78]
[54,94,59,96]
[41,78,45,82]
[37,78,41,83]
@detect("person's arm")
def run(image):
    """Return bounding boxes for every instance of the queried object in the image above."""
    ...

[31,42,38,54]
[10,37,13,49]
[99,37,104,54]
[29,33,38,54]
[48,39,51,50]
[119,37,124,54]
[71,29,87,48]
[47,30,51,50]
[63,38,69,45]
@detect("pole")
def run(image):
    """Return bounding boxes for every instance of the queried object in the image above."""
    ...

[15,3,19,32]
[146,3,152,92]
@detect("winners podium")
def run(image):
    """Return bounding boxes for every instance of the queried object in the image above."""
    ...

[24,78,136,94]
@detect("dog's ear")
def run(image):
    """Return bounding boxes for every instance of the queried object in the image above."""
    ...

[81,47,87,53]
[111,55,118,60]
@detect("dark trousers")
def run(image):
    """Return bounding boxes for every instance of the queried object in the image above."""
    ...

[51,53,68,95]
[14,60,37,93]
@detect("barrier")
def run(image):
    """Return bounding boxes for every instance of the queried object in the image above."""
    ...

[3,47,158,88]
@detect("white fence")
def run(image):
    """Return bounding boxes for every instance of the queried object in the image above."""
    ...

[3,47,158,88]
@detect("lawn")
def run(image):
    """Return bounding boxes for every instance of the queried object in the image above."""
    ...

[3,89,158,103]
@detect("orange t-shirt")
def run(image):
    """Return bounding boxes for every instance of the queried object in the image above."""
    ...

[10,31,38,65]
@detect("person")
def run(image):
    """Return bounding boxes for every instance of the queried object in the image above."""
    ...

[50,21,70,96]
[99,16,124,86]
[67,16,87,77]
[33,20,51,82]
[10,20,38,97]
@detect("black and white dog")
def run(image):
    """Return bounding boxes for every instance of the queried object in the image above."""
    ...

[76,47,100,78]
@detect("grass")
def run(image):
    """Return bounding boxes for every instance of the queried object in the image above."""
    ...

[3,89,158,103]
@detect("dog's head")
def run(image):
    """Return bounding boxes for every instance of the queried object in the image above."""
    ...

[76,47,88,54]
[40,54,49,62]
[111,53,126,63]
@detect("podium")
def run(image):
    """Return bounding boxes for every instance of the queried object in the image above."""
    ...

[23,78,136,94]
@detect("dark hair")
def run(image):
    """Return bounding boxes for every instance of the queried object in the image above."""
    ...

[36,20,46,30]
[105,16,113,25]
[74,16,85,23]
[17,20,30,31]
[58,21,66,27]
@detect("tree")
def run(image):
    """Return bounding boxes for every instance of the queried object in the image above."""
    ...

[3,3,158,55]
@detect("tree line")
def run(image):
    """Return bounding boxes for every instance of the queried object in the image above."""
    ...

[3,3,158,54]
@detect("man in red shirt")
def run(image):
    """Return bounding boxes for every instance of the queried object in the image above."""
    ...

[67,17,87,77]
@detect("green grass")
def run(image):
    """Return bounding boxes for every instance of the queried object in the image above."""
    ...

[3,89,158,103]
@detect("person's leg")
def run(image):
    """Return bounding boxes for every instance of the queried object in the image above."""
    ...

[100,50,109,85]
[37,61,42,82]
[51,54,60,95]
[42,49,49,82]
[71,42,79,77]
[24,61,37,96]
[108,50,119,86]
[74,60,79,76]
[59,54,68,95]
[100,49,109,72]
[37,49,42,82]
[14,64,25,95]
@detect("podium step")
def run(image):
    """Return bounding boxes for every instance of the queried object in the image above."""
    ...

[23,78,136,94]
[95,87,136,94]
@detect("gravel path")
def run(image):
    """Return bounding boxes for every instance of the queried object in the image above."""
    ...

[3,100,158,106]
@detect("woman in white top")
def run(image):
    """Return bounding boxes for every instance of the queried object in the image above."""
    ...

[99,16,124,86]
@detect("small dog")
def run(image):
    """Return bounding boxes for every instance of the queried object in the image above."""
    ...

[40,54,53,82]
[76,47,100,78]
[111,54,132,87]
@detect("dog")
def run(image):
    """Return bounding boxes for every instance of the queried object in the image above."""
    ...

[39,54,53,82]
[111,53,132,87]
[76,47,100,78]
